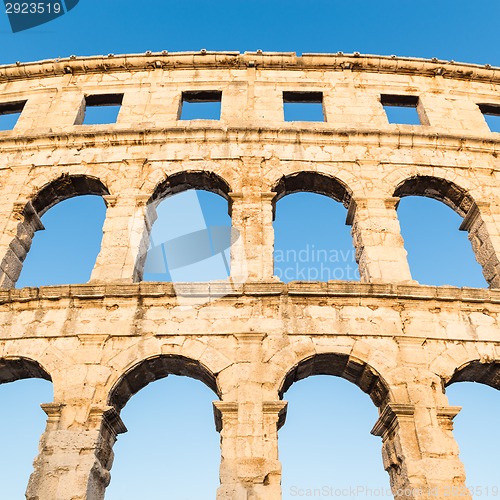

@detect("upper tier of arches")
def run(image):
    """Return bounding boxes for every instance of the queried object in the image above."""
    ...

[3,166,496,288]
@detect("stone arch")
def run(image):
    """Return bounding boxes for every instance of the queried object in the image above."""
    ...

[276,352,393,499]
[0,357,53,500]
[446,359,500,390]
[0,174,110,288]
[272,170,352,210]
[394,175,474,217]
[103,353,222,500]
[394,175,499,287]
[382,162,483,193]
[278,352,391,409]
[271,171,357,281]
[430,344,495,386]
[108,354,220,411]
[0,356,52,384]
[138,170,233,281]
[149,170,231,205]
[442,359,500,494]
[30,173,110,217]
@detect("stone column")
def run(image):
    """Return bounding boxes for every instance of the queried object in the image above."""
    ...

[213,399,287,500]
[213,401,244,499]
[460,201,500,288]
[229,191,276,282]
[348,196,413,283]
[372,403,469,500]
[26,404,126,500]
[0,200,44,288]
[12,90,59,133]
[90,194,157,283]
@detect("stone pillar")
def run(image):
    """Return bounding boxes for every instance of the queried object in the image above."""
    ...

[229,191,275,282]
[26,404,126,500]
[51,88,87,128]
[323,89,388,128]
[213,402,244,499]
[372,403,469,500]
[214,399,287,500]
[348,196,413,283]
[0,200,44,288]
[220,82,249,124]
[90,194,157,283]
[460,201,500,288]
[12,90,59,133]
[251,84,284,123]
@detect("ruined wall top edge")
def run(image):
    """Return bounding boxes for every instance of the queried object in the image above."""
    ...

[1,51,499,83]
[2,50,500,154]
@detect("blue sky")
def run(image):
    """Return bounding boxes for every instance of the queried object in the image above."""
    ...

[0,0,500,65]
[1,1,500,499]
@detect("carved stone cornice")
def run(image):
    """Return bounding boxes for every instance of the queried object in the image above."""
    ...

[371,403,415,438]
[436,406,462,430]
[13,200,44,230]
[459,202,490,232]
[213,401,238,432]
[1,52,500,85]
[346,197,401,225]
[40,402,65,429]
[263,400,288,430]
[89,406,127,436]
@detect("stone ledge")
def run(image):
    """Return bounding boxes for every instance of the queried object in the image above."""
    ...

[0,281,495,306]
[0,126,499,158]
[1,51,500,84]
[371,403,415,437]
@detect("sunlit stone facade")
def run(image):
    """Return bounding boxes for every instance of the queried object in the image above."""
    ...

[0,51,499,499]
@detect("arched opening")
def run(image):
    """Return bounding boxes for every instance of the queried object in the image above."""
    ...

[272,172,358,282]
[143,171,232,282]
[445,361,500,491]
[109,355,220,410]
[31,174,109,217]
[106,355,221,499]
[17,196,107,287]
[278,354,391,498]
[105,376,220,500]
[4,174,109,288]
[0,358,53,499]
[395,176,488,287]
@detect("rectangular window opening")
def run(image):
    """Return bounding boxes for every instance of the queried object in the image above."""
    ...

[81,93,124,125]
[478,104,500,133]
[283,91,324,122]
[381,94,421,125]
[0,100,26,131]
[180,90,222,120]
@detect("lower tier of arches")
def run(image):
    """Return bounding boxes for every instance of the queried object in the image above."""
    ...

[0,284,499,499]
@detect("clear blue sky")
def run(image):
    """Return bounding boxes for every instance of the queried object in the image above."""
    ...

[1,1,500,499]
[1,0,500,65]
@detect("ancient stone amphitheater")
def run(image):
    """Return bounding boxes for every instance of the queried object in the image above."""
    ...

[0,51,499,500]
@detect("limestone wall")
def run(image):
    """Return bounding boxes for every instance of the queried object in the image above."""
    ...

[0,51,499,499]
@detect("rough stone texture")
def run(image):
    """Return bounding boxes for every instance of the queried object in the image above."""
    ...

[0,51,500,499]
